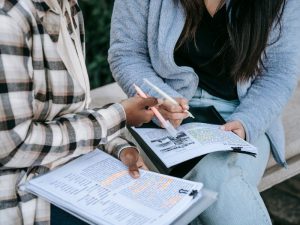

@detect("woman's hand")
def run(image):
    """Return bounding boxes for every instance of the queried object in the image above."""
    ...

[119,147,148,178]
[221,120,246,140]
[121,96,158,127]
[157,98,189,127]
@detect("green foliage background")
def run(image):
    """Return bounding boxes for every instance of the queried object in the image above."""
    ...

[79,0,114,89]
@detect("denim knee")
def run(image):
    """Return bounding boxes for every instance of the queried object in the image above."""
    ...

[189,152,242,192]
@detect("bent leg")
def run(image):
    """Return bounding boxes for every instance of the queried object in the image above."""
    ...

[189,134,271,225]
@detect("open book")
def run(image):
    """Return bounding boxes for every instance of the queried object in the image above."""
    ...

[24,150,216,225]
[129,122,257,175]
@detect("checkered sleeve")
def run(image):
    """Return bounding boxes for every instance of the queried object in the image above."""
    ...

[100,135,139,159]
[0,13,131,169]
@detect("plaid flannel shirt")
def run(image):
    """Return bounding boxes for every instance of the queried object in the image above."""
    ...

[0,1,135,224]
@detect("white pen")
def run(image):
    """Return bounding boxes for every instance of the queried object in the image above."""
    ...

[143,78,195,119]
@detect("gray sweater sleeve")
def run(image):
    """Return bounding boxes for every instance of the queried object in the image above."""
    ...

[108,0,183,99]
[228,0,300,143]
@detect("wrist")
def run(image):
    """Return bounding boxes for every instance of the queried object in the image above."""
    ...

[120,100,128,114]
[118,146,140,160]
[95,103,127,144]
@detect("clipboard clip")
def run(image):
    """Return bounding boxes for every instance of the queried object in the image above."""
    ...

[189,190,199,199]
[179,189,189,194]
[231,147,242,151]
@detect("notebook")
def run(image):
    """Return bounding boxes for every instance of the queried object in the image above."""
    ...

[128,106,257,177]
[23,150,217,225]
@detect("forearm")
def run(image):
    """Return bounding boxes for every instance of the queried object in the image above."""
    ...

[100,136,138,159]
[1,103,127,169]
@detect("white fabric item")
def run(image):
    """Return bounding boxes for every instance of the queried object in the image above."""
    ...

[48,0,91,108]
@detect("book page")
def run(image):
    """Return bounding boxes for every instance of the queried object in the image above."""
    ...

[182,123,255,149]
[132,123,257,168]
[25,150,203,225]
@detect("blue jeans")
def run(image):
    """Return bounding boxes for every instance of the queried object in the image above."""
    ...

[189,88,272,225]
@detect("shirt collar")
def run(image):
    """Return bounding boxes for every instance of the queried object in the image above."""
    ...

[32,0,78,18]
[31,0,80,43]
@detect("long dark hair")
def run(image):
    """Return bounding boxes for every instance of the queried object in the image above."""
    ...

[176,0,286,83]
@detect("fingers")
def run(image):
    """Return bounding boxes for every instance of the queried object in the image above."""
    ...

[220,121,241,131]
[159,108,188,121]
[119,148,141,178]
[139,109,155,124]
[133,97,157,125]
[170,119,183,128]
[234,130,245,139]
[136,156,149,170]
[128,95,189,127]
[128,156,148,178]
[126,155,150,178]
[139,97,158,108]
[159,98,189,114]
[160,100,183,113]
[176,98,189,111]
[220,121,246,139]
[158,105,187,128]
[128,161,140,178]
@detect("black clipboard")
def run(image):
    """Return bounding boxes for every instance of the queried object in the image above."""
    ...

[128,106,226,178]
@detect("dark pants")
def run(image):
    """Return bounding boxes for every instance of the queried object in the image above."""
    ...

[51,204,89,225]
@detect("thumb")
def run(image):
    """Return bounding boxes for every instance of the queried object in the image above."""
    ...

[128,161,140,178]
[221,121,240,131]
[140,97,158,108]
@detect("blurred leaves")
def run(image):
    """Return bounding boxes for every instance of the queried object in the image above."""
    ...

[79,0,114,89]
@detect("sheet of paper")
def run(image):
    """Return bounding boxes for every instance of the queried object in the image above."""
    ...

[133,122,257,168]
[26,150,203,225]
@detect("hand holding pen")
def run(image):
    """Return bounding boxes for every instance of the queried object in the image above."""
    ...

[120,96,158,127]
[143,79,194,128]
[133,84,178,137]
